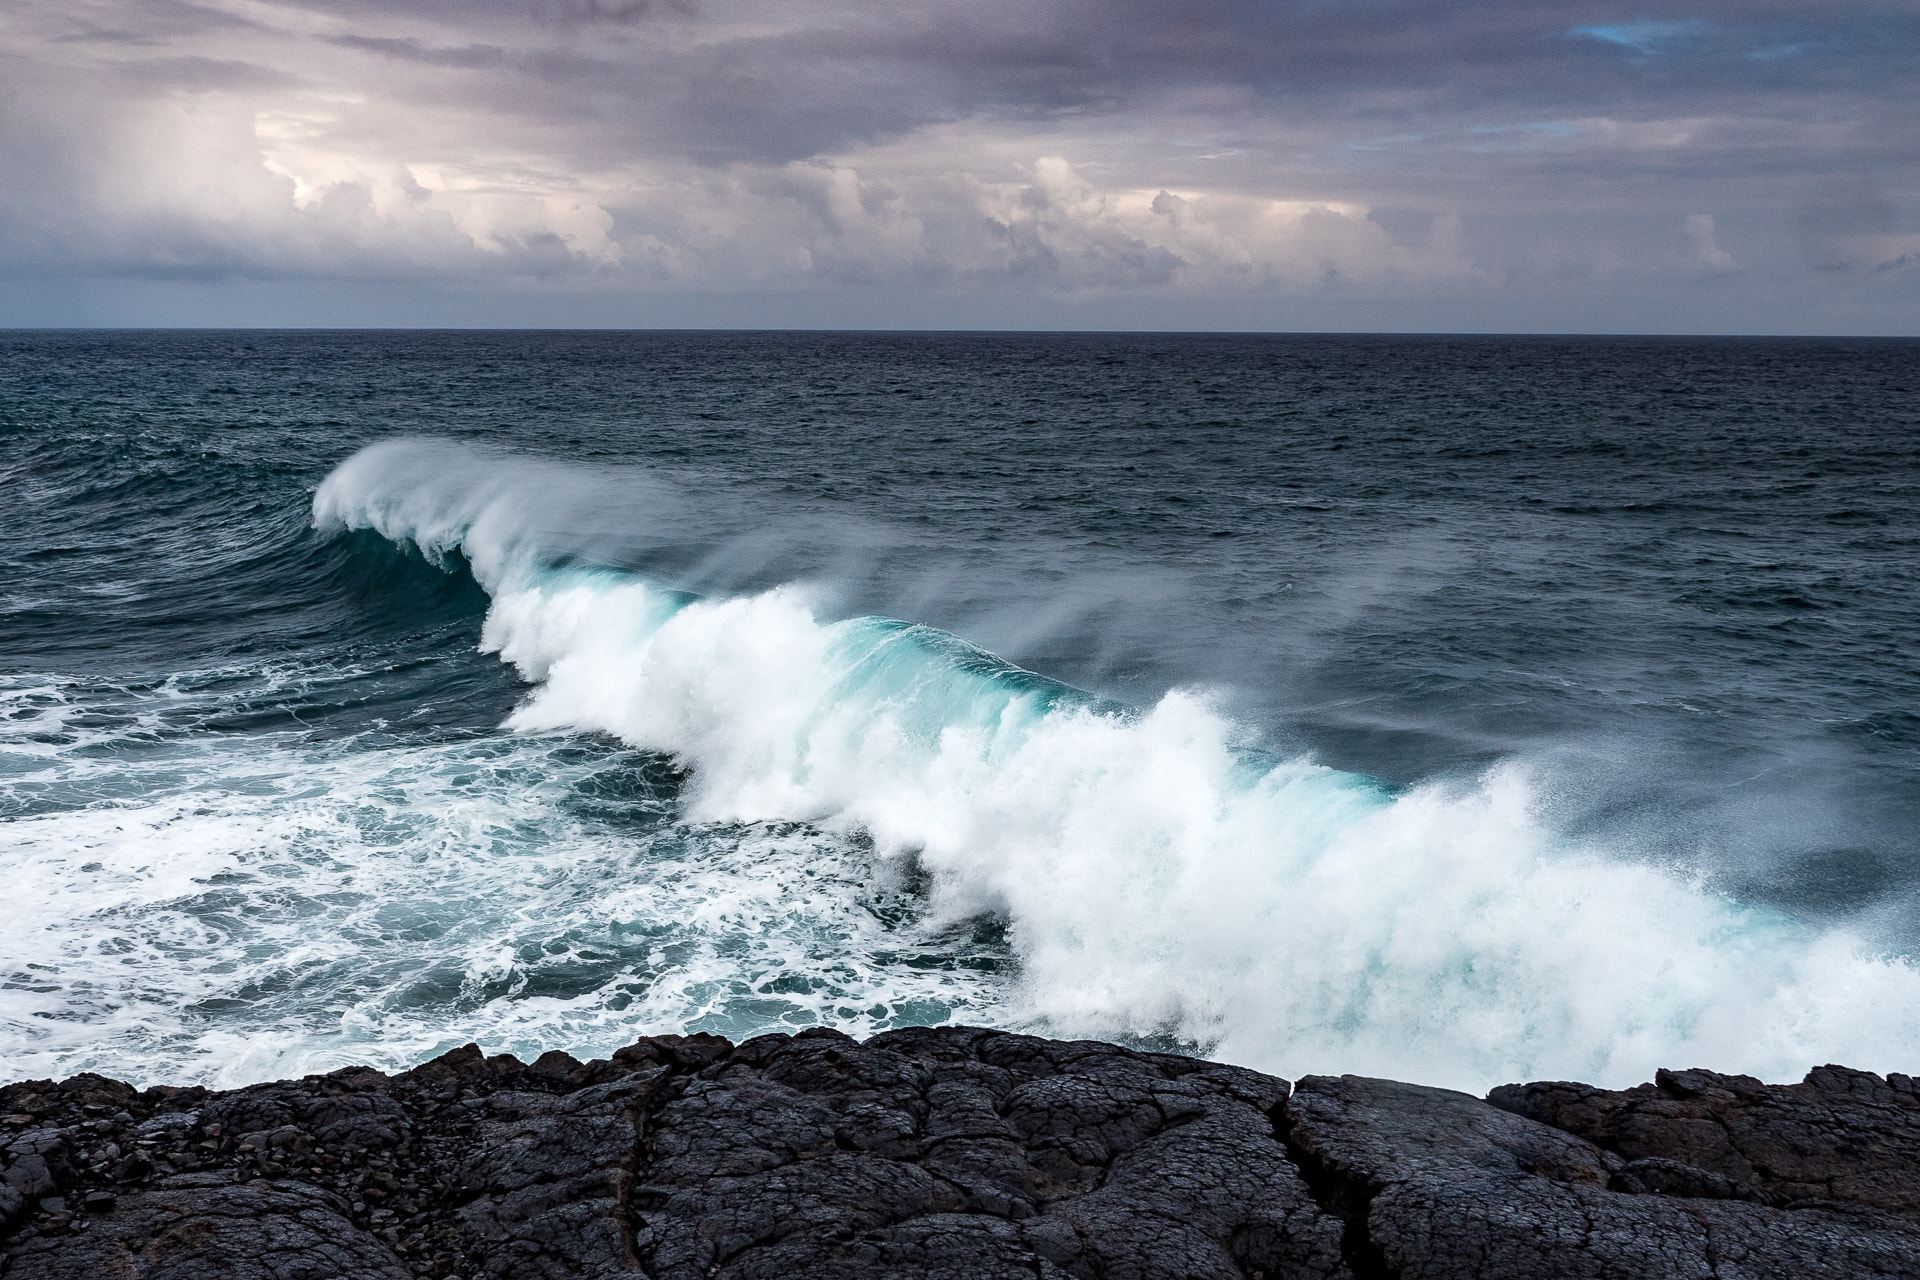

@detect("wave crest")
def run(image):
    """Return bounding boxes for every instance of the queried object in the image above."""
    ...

[316,439,1920,1089]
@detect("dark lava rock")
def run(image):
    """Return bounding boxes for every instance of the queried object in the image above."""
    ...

[1488,1063,1920,1216]
[3,1030,1917,1279]
[1292,1072,1919,1279]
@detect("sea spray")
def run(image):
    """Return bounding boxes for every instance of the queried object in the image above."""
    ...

[313,439,1920,1089]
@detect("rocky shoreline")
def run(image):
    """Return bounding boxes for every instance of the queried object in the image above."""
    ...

[3,1026,1918,1279]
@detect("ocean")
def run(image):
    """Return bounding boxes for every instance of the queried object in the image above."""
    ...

[3,329,1918,1093]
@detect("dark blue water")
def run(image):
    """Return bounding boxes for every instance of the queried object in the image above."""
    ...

[4,330,1918,1090]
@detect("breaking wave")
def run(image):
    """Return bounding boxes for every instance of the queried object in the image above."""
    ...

[311,438,1920,1090]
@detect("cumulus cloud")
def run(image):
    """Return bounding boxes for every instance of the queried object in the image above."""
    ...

[1685,214,1736,272]
[0,0,1914,325]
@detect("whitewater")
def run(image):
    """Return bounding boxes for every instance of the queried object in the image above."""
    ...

[301,437,1920,1090]
[6,332,1918,1096]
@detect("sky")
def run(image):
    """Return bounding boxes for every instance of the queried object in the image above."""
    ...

[0,0,1915,331]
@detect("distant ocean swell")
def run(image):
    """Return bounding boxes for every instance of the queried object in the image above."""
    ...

[312,438,1920,1090]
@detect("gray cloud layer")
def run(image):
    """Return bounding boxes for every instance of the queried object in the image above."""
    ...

[1,0,1914,328]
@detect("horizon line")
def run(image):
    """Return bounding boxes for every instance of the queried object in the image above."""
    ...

[4,326,1917,340]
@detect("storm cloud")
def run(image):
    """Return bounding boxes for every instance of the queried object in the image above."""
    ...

[1,0,1914,328]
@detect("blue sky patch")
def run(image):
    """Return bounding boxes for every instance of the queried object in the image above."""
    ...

[1572,20,1710,54]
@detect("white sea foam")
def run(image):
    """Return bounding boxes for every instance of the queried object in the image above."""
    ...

[0,678,996,1087]
[308,439,1920,1091]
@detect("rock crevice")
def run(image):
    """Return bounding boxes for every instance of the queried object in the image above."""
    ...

[1269,1099,1396,1280]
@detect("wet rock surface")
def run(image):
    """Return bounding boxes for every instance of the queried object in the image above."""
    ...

[3,1027,1917,1279]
